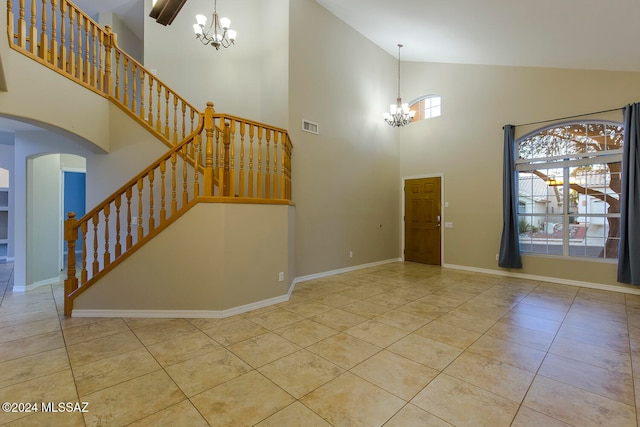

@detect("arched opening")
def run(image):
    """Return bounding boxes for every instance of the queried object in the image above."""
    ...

[26,154,86,287]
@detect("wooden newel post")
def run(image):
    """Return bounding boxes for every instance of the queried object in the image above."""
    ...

[64,212,78,317]
[223,122,231,197]
[204,101,215,196]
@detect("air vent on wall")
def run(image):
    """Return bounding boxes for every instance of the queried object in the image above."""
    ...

[302,119,319,135]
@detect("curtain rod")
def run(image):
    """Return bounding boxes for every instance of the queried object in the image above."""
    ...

[506,106,623,129]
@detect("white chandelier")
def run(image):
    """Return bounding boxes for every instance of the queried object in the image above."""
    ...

[193,0,237,50]
[384,44,415,127]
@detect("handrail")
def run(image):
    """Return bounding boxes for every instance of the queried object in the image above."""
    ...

[6,0,199,149]
[6,1,295,315]
[63,106,211,316]
[213,113,293,200]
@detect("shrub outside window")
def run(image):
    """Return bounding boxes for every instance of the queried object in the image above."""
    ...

[516,122,623,260]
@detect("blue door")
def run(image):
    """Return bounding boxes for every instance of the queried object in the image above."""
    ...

[63,171,86,253]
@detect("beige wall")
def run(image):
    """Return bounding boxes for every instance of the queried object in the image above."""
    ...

[288,0,402,277]
[399,62,640,286]
[74,202,294,313]
[143,0,289,127]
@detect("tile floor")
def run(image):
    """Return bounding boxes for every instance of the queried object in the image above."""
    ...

[1,261,639,426]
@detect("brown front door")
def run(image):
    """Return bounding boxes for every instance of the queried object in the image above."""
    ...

[404,177,441,265]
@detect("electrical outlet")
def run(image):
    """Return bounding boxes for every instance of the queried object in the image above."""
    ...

[495,254,499,261]
[278,272,284,282]
[349,251,353,258]
[131,217,138,226]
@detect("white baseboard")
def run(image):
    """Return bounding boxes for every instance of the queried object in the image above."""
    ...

[71,258,402,318]
[12,276,60,293]
[443,263,640,295]
[291,258,402,286]
[72,293,291,318]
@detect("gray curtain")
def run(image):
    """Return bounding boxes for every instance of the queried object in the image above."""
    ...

[618,103,640,285]
[499,125,522,268]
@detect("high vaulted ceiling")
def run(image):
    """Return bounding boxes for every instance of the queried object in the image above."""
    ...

[315,0,640,72]
[75,0,640,71]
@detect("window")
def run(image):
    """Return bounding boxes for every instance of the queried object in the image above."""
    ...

[410,95,441,122]
[516,122,623,260]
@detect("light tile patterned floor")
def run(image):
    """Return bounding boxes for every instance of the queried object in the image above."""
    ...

[0,261,639,426]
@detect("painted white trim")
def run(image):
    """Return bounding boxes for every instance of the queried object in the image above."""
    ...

[401,174,445,265]
[291,258,402,286]
[443,263,640,295]
[12,276,60,293]
[72,294,291,318]
[70,259,403,318]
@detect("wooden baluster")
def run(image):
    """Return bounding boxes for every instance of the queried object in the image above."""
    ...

[63,212,78,317]
[76,11,82,80]
[190,109,195,135]
[131,63,137,115]
[248,124,254,197]
[222,123,231,196]
[123,56,129,107]
[193,136,200,196]
[239,122,245,197]
[39,0,47,60]
[164,88,170,138]
[139,71,145,120]
[102,27,111,95]
[273,131,279,198]
[7,0,13,43]
[13,1,24,48]
[103,204,111,267]
[50,0,58,66]
[83,16,89,83]
[29,0,36,54]
[91,24,97,87]
[204,102,214,196]
[68,5,74,75]
[159,160,166,223]
[280,132,287,199]
[257,127,263,198]
[92,213,99,275]
[80,221,87,283]
[148,170,155,231]
[137,179,144,241]
[59,0,66,70]
[156,83,162,133]
[182,145,188,204]
[171,152,177,214]
[125,187,132,249]
[211,128,218,194]
[218,122,225,195]
[114,195,122,258]
[181,102,186,140]
[288,139,293,199]
[265,129,271,199]
[229,120,236,197]
[172,96,178,144]
[114,50,120,101]
[147,75,154,125]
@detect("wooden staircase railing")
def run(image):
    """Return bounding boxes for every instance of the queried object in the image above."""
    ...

[213,113,293,200]
[63,104,209,316]
[6,0,199,148]
[6,1,295,315]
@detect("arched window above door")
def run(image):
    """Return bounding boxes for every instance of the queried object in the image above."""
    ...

[410,95,441,122]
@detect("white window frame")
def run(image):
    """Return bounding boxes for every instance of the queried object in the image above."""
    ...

[515,121,623,261]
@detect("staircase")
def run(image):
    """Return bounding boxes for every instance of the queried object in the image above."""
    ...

[6,0,294,316]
